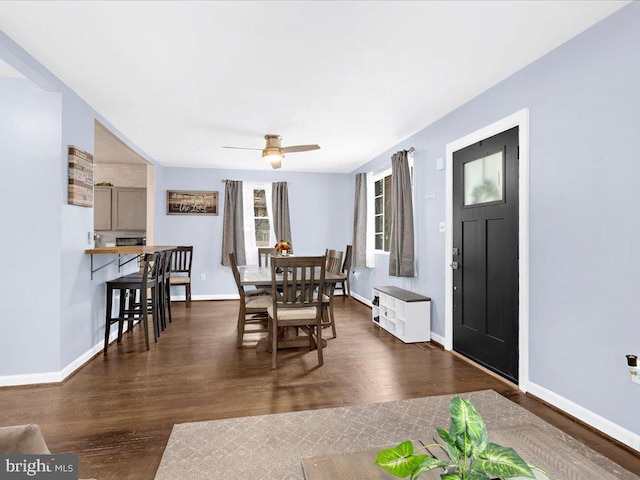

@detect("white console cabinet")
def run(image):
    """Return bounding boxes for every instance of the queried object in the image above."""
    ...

[372,286,431,343]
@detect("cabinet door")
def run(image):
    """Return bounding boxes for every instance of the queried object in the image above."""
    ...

[112,188,147,231]
[94,187,112,231]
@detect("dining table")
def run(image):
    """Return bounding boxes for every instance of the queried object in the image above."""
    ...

[237,265,346,352]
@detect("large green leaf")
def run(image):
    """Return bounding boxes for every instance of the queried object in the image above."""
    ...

[409,457,449,480]
[471,443,535,478]
[454,432,474,457]
[376,441,428,478]
[437,427,460,462]
[466,473,491,480]
[439,472,461,480]
[449,397,488,452]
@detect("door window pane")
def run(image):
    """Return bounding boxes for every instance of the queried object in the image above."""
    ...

[464,151,503,206]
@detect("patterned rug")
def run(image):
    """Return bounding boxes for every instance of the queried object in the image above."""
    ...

[154,390,638,480]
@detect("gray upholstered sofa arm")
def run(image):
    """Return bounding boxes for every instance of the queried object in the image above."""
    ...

[0,424,95,479]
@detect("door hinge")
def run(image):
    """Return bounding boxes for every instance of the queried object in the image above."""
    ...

[517,145,520,159]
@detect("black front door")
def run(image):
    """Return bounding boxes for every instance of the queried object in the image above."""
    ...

[452,126,519,382]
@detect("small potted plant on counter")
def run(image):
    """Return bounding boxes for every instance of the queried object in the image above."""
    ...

[375,397,550,479]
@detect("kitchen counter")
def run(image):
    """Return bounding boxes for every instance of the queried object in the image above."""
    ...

[85,245,176,255]
[85,245,177,279]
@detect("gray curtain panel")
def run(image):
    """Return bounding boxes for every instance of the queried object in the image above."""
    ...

[388,150,415,277]
[352,173,368,268]
[272,181,292,245]
[221,180,246,266]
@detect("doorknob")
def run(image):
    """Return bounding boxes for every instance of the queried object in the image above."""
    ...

[450,261,459,270]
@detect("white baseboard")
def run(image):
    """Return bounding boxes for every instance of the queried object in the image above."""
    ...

[528,381,640,452]
[171,294,239,301]
[351,291,371,306]
[0,324,129,388]
[430,331,445,346]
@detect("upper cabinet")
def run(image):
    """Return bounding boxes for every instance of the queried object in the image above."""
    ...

[95,186,146,231]
[94,187,113,230]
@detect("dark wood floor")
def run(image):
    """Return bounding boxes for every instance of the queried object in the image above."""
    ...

[1,298,638,479]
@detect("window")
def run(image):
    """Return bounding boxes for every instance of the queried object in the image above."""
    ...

[242,183,275,265]
[372,155,414,253]
[374,172,392,252]
[253,188,270,246]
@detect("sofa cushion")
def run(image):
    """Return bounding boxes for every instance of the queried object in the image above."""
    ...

[0,424,50,454]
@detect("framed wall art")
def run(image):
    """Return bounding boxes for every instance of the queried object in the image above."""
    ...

[68,145,94,207]
[166,190,218,215]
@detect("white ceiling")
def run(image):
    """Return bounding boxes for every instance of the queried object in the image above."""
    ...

[0,1,628,173]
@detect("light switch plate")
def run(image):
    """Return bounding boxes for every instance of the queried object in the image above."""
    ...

[436,157,445,171]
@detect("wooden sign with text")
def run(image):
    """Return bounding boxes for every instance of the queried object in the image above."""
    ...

[166,190,218,215]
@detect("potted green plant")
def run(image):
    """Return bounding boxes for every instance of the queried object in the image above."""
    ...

[375,397,550,479]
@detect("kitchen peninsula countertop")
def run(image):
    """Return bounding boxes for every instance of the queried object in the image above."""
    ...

[85,245,176,255]
[85,246,177,279]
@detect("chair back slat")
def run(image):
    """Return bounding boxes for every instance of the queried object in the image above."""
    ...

[271,256,326,310]
[325,249,343,274]
[171,246,193,274]
[342,245,352,274]
[258,247,277,267]
[228,252,247,302]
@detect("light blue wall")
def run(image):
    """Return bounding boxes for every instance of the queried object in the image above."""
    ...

[0,78,62,375]
[351,3,640,436]
[155,167,351,297]
[0,30,159,377]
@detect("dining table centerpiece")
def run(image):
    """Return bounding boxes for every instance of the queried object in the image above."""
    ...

[275,240,292,256]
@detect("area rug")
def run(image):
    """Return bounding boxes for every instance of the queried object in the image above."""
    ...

[154,390,638,480]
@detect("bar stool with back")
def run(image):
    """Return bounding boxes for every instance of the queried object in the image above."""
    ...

[103,251,160,353]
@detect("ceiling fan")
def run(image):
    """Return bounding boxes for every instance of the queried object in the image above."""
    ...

[222,134,320,169]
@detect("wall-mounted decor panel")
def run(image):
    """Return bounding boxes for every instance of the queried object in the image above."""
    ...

[167,190,218,216]
[68,145,94,207]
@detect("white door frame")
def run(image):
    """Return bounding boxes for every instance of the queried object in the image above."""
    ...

[444,108,530,392]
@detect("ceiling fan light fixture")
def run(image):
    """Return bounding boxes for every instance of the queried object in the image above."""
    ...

[224,133,319,170]
[263,146,283,169]
[268,157,282,169]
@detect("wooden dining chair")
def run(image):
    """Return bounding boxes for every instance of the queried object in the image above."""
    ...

[268,255,326,369]
[322,249,343,338]
[334,244,352,298]
[258,247,277,267]
[170,246,193,307]
[229,252,271,348]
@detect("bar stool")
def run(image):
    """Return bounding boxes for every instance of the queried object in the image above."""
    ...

[103,252,159,353]
[122,250,173,332]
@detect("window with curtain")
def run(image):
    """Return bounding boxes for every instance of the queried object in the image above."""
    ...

[372,157,413,253]
[242,182,276,265]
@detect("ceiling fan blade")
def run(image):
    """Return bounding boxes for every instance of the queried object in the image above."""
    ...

[281,144,320,154]
[221,146,262,151]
